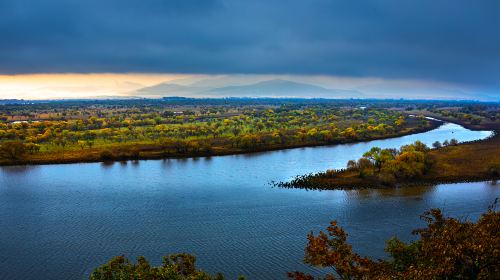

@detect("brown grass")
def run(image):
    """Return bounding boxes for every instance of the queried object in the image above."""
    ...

[426,134,500,180]
[298,134,500,190]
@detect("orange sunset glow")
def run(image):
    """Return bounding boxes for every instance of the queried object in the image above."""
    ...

[0,73,189,99]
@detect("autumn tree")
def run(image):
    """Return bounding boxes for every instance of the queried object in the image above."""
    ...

[0,141,26,160]
[289,205,500,280]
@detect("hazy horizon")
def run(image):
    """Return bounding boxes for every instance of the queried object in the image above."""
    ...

[1,73,497,101]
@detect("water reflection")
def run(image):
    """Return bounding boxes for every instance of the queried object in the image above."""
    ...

[100,161,115,168]
[345,184,439,200]
[0,165,40,174]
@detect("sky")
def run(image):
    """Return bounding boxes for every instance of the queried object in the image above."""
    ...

[1,0,499,100]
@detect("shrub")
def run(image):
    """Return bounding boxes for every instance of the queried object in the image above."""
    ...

[129,147,140,159]
[0,141,26,160]
[378,172,396,186]
[324,169,338,178]
[489,163,500,176]
[99,150,114,161]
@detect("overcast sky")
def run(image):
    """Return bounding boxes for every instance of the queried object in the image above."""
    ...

[1,0,499,100]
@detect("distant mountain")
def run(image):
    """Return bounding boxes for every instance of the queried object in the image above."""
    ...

[134,83,205,97]
[205,79,361,98]
[134,79,363,98]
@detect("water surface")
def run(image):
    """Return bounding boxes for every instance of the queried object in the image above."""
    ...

[0,123,497,279]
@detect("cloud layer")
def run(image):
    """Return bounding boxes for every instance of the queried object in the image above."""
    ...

[1,0,500,90]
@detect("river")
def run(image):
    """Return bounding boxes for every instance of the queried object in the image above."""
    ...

[0,122,497,279]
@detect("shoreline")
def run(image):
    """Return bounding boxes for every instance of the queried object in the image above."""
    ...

[403,111,500,131]
[277,170,499,191]
[276,131,500,190]
[0,120,443,167]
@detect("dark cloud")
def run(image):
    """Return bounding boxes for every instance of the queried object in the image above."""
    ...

[1,0,500,89]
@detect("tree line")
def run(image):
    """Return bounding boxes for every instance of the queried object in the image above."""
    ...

[0,104,432,162]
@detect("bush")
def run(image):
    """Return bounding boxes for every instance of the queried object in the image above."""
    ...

[129,147,140,159]
[324,169,338,178]
[489,163,500,176]
[0,141,26,160]
[378,172,396,186]
[99,150,114,161]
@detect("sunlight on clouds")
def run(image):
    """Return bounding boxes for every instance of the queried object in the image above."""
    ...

[0,73,191,99]
[0,73,486,101]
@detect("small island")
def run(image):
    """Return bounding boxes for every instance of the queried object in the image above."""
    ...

[277,132,500,190]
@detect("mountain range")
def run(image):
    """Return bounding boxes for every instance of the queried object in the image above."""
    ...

[134,79,363,99]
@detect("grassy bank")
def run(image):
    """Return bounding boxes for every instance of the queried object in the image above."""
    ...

[278,132,500,190]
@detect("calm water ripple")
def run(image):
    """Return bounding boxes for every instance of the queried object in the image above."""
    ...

[0,123,498,279]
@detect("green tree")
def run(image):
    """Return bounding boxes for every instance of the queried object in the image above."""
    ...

[362,147,395,171]
[432,141,442,149]
[90,253,237,280]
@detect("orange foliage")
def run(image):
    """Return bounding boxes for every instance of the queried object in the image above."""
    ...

[289,204,500,279]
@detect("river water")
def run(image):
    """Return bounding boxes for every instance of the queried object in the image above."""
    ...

[0,123,497,279]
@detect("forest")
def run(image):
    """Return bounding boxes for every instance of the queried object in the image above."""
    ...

[0,99,439,165]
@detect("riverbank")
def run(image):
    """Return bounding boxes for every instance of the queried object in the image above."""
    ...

[0,118,441,166]
[403,110,500,131]
[277,131,500,190]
